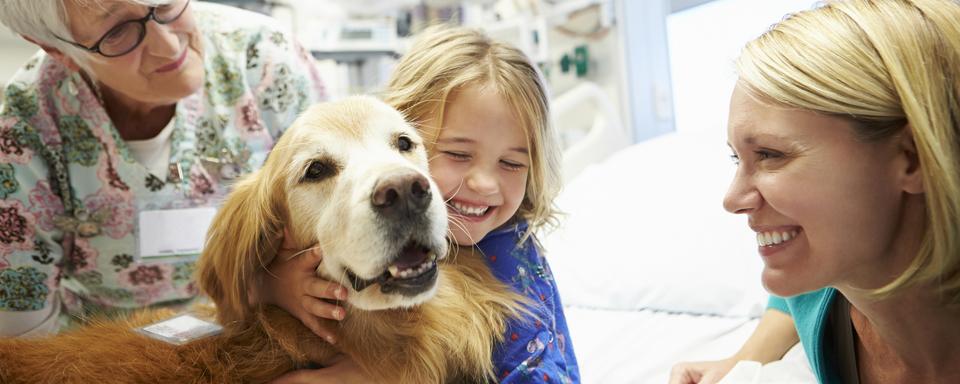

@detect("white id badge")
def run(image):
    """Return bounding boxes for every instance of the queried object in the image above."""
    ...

[137,207,217,260]
[137,313,223,345]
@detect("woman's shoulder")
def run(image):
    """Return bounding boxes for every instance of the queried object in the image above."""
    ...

[3,51,67,105]
[2,52,89,138]
[779,287,837,312]
[193,2,294,50]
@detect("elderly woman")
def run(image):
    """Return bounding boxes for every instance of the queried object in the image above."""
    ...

[671,0,960,383]
[0,0,345,342]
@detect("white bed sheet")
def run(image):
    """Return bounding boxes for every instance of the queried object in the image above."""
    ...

[564,306,814,383]
[566,307,754,383]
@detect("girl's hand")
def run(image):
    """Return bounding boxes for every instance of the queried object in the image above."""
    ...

[269,355,381,384]
[258,231,349,344]
[668,358,738,384]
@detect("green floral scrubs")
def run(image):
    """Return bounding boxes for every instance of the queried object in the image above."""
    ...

[0,2,325,333]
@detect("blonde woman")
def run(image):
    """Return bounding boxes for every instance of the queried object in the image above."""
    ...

[671,0,960,383]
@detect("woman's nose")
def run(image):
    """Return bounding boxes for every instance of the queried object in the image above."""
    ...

[465,168,499,196]
[144,20,181,58]
[723,170,761,214]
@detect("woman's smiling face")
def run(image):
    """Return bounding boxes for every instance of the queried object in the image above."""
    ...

[723,83,917,297]
[65,0,204,104]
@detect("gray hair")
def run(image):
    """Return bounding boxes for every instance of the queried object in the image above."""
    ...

[0,0,173,69]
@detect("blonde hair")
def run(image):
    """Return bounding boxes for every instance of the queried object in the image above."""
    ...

[382,25,562,237]
[736,0,960,303]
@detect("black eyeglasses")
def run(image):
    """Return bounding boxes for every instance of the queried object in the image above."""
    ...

[57,0,191,58]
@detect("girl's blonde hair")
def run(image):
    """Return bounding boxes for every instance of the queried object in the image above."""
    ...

[736,0,960,303]
[382,25,562,236]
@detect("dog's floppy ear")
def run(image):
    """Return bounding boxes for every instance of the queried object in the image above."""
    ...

[196,169,286,324]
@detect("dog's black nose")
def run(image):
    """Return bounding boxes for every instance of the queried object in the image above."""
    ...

[371,171,432,218]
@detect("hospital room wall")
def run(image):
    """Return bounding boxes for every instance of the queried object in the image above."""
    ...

[667,0,823,142]
[0,0,822,143]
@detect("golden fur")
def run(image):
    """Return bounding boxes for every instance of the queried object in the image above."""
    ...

[0,97,524,383]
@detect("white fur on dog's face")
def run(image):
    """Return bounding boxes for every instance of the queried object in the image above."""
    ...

[279,97,449,310]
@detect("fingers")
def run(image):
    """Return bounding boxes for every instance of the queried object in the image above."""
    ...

[668,363,700,384]
[302,295,345,321]
[306,279,348,301]
[298,313,337,345]
[700,374,722,384]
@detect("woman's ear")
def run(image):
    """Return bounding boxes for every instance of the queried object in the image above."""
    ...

[897,127,924,195]
[21,35,83,72]
[196,169,284,324]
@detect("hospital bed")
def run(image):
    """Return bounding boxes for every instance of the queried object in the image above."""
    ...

[543,83,816,383]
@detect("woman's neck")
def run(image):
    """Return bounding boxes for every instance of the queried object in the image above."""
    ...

[99,83,176,141]
[842,286,960,382]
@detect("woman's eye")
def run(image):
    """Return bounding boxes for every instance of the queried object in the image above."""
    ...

[396,135,413,152]
[729,153,741,165]
[756,149,782,160]
[103,26,132,43]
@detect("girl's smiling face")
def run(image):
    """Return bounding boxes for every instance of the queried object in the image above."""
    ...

[426,84,530,246]
[723,83,923,297]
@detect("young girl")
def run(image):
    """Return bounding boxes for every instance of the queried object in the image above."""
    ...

[272,26,580,384]
[382,25,580,383]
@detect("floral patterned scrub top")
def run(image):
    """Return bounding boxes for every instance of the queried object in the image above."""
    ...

[477,221,581,383]
[0,2,325,336]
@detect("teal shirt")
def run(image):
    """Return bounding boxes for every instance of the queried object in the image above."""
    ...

[768,288,843,384]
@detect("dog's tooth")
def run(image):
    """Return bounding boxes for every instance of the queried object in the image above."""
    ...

[388,265,399,277]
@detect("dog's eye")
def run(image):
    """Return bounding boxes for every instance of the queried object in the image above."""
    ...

[396,135,414,152]
[302,160,337,182]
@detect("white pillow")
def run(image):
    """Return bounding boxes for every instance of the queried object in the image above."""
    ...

[542,132,769,317]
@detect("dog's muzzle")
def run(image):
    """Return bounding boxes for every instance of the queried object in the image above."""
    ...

[346,241,441,295]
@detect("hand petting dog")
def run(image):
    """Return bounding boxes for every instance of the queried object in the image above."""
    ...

[257,229,349,345]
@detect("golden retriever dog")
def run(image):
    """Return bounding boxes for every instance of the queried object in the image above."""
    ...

[0,96,523,383]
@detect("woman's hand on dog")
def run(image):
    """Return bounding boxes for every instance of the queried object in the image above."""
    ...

[259,231,349,344]
[270,354,378,384]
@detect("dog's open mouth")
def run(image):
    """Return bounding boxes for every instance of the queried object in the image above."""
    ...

[346,241,440,296]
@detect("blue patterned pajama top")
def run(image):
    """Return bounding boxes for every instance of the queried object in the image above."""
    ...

[476,221,581,383]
